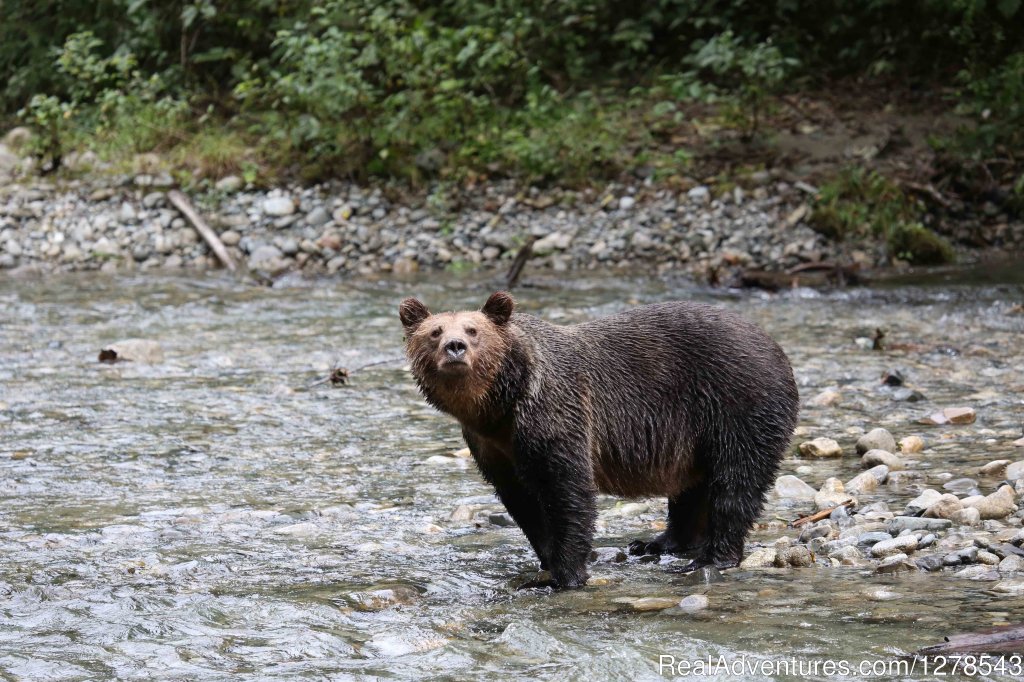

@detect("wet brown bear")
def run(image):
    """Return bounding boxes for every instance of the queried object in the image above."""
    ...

[399,292,799,589]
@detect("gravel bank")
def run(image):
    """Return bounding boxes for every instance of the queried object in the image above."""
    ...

[0,174,840,278]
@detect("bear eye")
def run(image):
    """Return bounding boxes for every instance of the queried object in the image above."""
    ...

[465,327,477,337]
[430,327,442,339]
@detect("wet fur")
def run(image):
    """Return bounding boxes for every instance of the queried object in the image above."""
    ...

[401,293,799,588]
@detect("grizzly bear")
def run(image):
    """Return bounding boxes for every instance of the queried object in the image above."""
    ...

[399,292,799,589]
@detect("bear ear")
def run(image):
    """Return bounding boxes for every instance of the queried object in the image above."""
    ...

[399,297,431,332]
[481,291,514,326]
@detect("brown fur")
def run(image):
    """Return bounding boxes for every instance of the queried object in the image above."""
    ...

[399,291,799,589]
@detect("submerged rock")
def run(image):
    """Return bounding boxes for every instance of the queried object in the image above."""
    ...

[798,437,842,458]
[862,449,904,471]
[771,475,817,501]
[856,428,896,455]
[98,339,165,364]
[739,547,777,569]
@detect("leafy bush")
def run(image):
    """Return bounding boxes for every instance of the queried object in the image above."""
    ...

[810,169,954,265]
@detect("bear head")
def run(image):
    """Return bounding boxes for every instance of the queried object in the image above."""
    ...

[399,291,514,420]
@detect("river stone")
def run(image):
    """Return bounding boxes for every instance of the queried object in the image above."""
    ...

[999,555,1024,574]
[98,339,164,364]
[815,478,854,511]
[944,477,981,496]
[798,437,842,458]
[771,475,817,501]
[829,545,864,566]
[262,196,295,216]
[871,535,918,558]
[980,460,1012,477]
[215,175,243,192]
[955,565,998,580]
[916,554,946,571]
[876,553,916,574]
[859,531,893,547]
[807,388,842,407]
[905,489,942,516]
[887,516,953,533]
[977,550,1001,565]
[923,494,964,520]
[488,512,516,527]
[775,545,813,568]
[739,547,776,569]
[249,244,284,270]
[1006,460,1024,481]
[951,507,982,526]
[921,407,976,425]
[964,485,1018,519]
[993,579,1024,595]
[677,594,709,612]
[861,449,904,471]
[623,597,681,612]
[532,231,572,255]
[847,465,889,494]
[856,428,896,454]
[590,547,627,563]
[898,435,925,453]
[944,547,979,565]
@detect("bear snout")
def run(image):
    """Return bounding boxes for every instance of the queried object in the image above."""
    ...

[443,338,468,360]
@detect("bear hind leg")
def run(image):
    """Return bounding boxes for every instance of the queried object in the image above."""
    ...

[628,484,709,556]
[677,476,767,572]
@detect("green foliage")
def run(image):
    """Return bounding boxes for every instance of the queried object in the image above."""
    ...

[684,31,798,138]
[810,169,954,265]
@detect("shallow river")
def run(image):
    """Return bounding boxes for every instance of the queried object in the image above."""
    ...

[2,267,1023,680]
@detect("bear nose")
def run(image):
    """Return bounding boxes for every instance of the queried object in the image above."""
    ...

[444,338,467,359]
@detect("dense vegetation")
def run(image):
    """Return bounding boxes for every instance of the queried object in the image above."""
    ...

[2,0,1022,200]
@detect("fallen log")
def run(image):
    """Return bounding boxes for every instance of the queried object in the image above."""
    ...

[167,189,237,272]
[505,236,536,290]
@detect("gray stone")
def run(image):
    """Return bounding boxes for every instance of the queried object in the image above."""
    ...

[915,554,946,571]
[739,547,776,569]
[798,437,842,458]
[262,197,295,217]
[859,531,893,546]
[305,206,330,227]
[846,465,889,494]
[589,547,627,563]
[998,555,1024,574]
[488,512,516,527]
[687,186,711,204]
[943,547,978,565]
[923,494,964,520]
[862,449,904,471]
[249,244,285,270]
[856,428,896,455]
[876,553,916,574]
[1006,460,1024,481]
[99,339,164,364]
[887,516,953,534]
[905,489,942,516]
[951,507,982,526]
[771,475,817,501]
[215,176,243,192]
[677,594,709,612]
[871,535,919,558]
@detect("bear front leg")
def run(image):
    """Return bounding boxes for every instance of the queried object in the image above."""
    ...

[489,467,551,569]
[515,436,596,590]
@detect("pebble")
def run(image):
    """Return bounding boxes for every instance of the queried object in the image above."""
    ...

[99,339,164,364]
[739,547,777,569]
[677,594,709,612]
[488,512,516,527]
[622,597,680,612]
[887,516,953,533]
[861,449,904,471]
[1006,460,1024,481]
[992,579,1024,595]
[905,489,942,516]
[915,554,945,571]
[846,465,889,494]
[799,437,842,458]
[262,196,296,216]
[923,494,964,520]
[871,535,918,558]
[920,407,976,425]
[899,436,925,453]
[963,485,1018,519]
[856,428,896,454]
[876,553,916,574]
[951,507,982,526]
[980,459,1011,477]
[771,475,817,501]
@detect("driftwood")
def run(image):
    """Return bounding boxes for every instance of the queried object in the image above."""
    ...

[914,623,1024,656]
[505,236,536,290]
[167,189,237,272]
[791,500,855,528]
[738,262,864,290]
